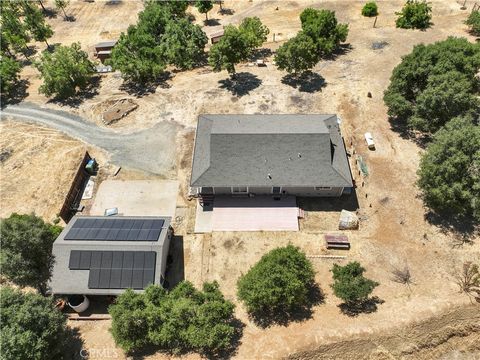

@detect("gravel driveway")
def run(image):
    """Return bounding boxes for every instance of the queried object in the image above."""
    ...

[1,102,181,175]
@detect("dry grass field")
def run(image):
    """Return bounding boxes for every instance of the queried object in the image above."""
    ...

[1,0,479,359]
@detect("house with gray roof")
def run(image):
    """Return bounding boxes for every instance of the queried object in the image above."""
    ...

[49,216,172,296]
[190,114,353,197]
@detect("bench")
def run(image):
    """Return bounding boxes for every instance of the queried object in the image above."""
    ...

[325,234,350,250]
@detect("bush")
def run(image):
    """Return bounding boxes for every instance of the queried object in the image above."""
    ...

[109,281,237,354]
[383,37,480,134]
[362,2,378,17]
[396,0,432,29]
[0,287,68,360]
[237,245,315,315]
[465,10,480,36]
[0,213,62,294]
[331,262,378,304]
[417,117,480,221]
[274,32,318,75]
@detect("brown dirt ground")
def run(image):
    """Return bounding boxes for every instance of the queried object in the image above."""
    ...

[1,0,480,359]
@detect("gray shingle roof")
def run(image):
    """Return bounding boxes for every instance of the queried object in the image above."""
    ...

[49,216,171,295]
[191,114,353,188]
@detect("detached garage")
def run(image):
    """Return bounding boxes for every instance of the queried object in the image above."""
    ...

[49,215,173,296]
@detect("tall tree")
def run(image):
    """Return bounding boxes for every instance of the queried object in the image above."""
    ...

[35,42,95,99]
[208,25,250,76]
[161,18,208,70]
[0,214,62,294]
[238,16,270,49]
[0,56,21,98]
[383,37,480,133]
[465,9,480,36]
[196,0,213,21]
[55,0,70,20]
[274,32,318,74]
[300,8,348,56]
[22,1,54,48]
[0,2,30,56]
[417,117,480,220]
[108,25,166,83]
[0,287,68,360]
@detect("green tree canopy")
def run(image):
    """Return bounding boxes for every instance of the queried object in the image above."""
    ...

[161,18,208,70]
[0,213,62,294]
[383,37,480,134]
[54,0,70,20]
[274,32,318,74]
[239,16,270,49]
[110,281,237,354]
[22,1,54,47]
[0,287,68,360]
[195,0,213,21]
[0,2,30,56]
[465,10,480,36]
[0,56,21,97]
[362,2,378,17]
[208,25,251,75]
[331,262,379,304]
[300,8,348,56]
[109,25,166,83]
[417,117,480,220]
[237,245,315,315]
[395,0,432,29]
[35,42,95,99]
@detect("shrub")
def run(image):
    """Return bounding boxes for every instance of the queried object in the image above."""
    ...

[362,2,378,17]
[0,287,68,360]
[383,37,480,134]
[417,117,480,221]
[331,262,378,304]
[465,10,480,36]
[0,213,62,294]
[396,0,432,29]
[109,281,237,354]
[237,245,315,315]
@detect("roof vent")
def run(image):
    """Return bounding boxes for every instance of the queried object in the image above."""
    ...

[267,174,272,180]
[298,153,302,158]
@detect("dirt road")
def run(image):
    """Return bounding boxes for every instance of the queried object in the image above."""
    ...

[2,103,180,176]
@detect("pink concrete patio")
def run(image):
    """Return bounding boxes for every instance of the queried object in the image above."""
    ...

[211,196,299,232]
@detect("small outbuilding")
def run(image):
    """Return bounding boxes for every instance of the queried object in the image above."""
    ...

[94,40,117,62]
[210,30,224,44]
[49,215,173,296]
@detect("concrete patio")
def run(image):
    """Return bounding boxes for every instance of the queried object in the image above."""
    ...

[194,196,299,232]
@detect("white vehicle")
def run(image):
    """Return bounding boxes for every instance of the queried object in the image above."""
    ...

[364,132,375,150]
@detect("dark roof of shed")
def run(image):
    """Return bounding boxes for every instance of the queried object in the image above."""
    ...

[190,114,352,188]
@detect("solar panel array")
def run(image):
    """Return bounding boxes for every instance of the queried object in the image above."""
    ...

[69,250,156,289]
[64,218,164,242]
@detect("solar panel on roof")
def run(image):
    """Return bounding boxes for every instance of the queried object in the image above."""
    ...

[71,250,157,289]
[65,218,165,241]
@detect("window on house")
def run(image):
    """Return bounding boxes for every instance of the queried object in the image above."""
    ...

[232,186,248,194]
[314,186,332,191]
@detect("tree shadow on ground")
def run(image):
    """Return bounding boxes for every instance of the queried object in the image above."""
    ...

[119,72,172,98]
[249,283,325,328]
[218,72,262,97]
[387,117,431,149]
[248,48,273,62]
[218,8,235,15]
[48,75,101,108]
[281,71,326,93]
[424,211,478,246]
[42,7,57,19]
[338,296,384,317]
[65,15,76,22]
[129,319,245,360]
[63,326,85,360]
[205,18,221,26]
[325,43,353,60]
[1,79,30,109]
